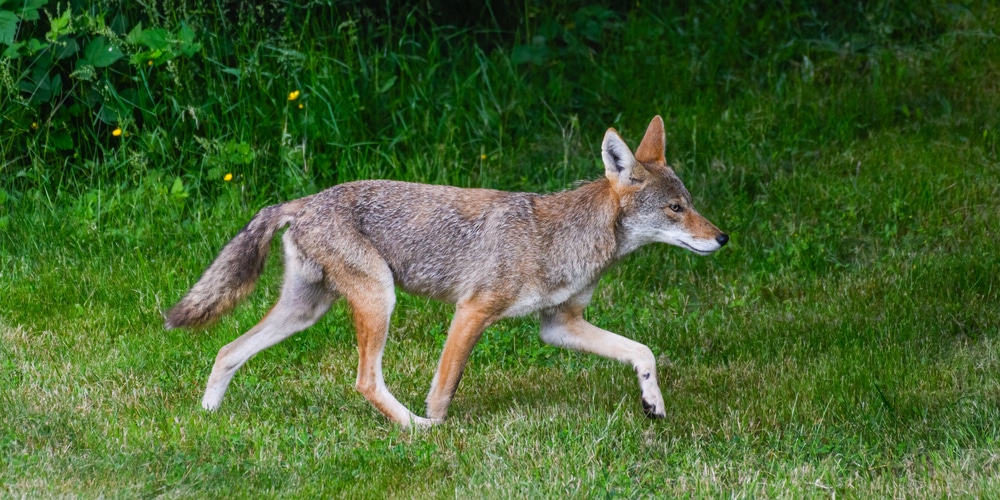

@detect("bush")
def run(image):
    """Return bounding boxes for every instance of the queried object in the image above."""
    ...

[0,0,987,206]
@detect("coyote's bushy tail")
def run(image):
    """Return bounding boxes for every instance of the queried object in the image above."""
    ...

[165,199,305,329]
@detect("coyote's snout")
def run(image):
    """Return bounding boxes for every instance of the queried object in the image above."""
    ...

[167,115,728,427]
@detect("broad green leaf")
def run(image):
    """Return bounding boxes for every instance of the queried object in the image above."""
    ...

[131,48,165,66]
[223,141,255,165]
[178,22,195,44]
[18,64,58,104]
[0,11,18,46]
[48,73,62,97]
[125,21,143,44]
[97,104,119,124]
[511,44,549,66]
[19,9,39,22]
[1,0,44,21]
[46,7,71,41]
[26,36,46,53]
[53,35,78,59]
[2,41,21,57]
[83,36,124,68]
[49,129,73,150]
[138,28,170,50]
[177,22,200,56]
[170,177,188,199]
[17,0,46,20]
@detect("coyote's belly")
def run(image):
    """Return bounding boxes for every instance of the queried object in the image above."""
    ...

[500,278,595,318]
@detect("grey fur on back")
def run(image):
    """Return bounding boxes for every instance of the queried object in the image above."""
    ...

[289,179,622,312]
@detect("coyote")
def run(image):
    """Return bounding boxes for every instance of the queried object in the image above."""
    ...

[166,116,728,427]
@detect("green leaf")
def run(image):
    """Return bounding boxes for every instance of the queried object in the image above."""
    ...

[511,44,549,66]
[83,36,123,68]
[49,73,61,94]
[378,75,397,94]
[17,0,46,21]
[223,141,255,165]
[0,11,18,46]
[18,64,58,104]
[125,21,142,43]
[2,41,21,57]
[178,22,195,43]
[20,10,40,22]
[53,35,78,59]
[131,49,165,66]
[137,28,170,50]
[170,177,188,199]
[46,7,71,41]
[26,37,45,52]
[177,22,200,57]
[49,129,73,150]
[97,103,120,124]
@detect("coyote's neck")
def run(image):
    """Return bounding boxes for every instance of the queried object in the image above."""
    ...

[532,179,622,278]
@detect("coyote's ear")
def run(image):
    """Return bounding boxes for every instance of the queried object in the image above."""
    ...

[602,128,645,188]
[634,115,666,165]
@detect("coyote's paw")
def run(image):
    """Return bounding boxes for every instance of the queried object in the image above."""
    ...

[408,414,444,429]
[641,397,666,419]
[201,394,223,411]
[638,371,666,419]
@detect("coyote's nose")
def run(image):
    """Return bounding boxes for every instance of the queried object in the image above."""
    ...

[716,233,729,247]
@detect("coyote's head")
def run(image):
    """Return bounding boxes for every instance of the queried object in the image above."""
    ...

[602,116,729,256]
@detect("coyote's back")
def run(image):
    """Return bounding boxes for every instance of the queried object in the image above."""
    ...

[283,178,623,310]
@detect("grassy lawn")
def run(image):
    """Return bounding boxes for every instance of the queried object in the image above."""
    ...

[2,1,999,497]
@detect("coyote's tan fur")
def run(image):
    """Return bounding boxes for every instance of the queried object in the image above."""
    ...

[166,116,728,427]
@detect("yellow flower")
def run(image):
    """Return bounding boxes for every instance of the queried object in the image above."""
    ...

[480,153,487,160]
[112,128,122,137]
[148,60,153,66]
[224,173,233,181]
[31,122,39,130]
[298,103,304,109]
[288,90,301,101]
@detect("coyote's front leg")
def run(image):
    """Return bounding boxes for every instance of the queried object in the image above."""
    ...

[425,299,499,421]
[539,305,666,418]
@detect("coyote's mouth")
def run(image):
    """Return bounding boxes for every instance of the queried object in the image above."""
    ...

[676,240,718,256]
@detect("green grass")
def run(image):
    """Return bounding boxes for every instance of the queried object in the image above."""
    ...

[2,1,999,497]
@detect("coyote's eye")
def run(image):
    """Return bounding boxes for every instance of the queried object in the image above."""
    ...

[668,204,683,213]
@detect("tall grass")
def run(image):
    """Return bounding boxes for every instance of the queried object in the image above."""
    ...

[1,0,998,496]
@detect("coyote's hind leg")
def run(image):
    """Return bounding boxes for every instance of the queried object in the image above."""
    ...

[425,300,498,421]
[336,259,433,428]
[202,233,334,410]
